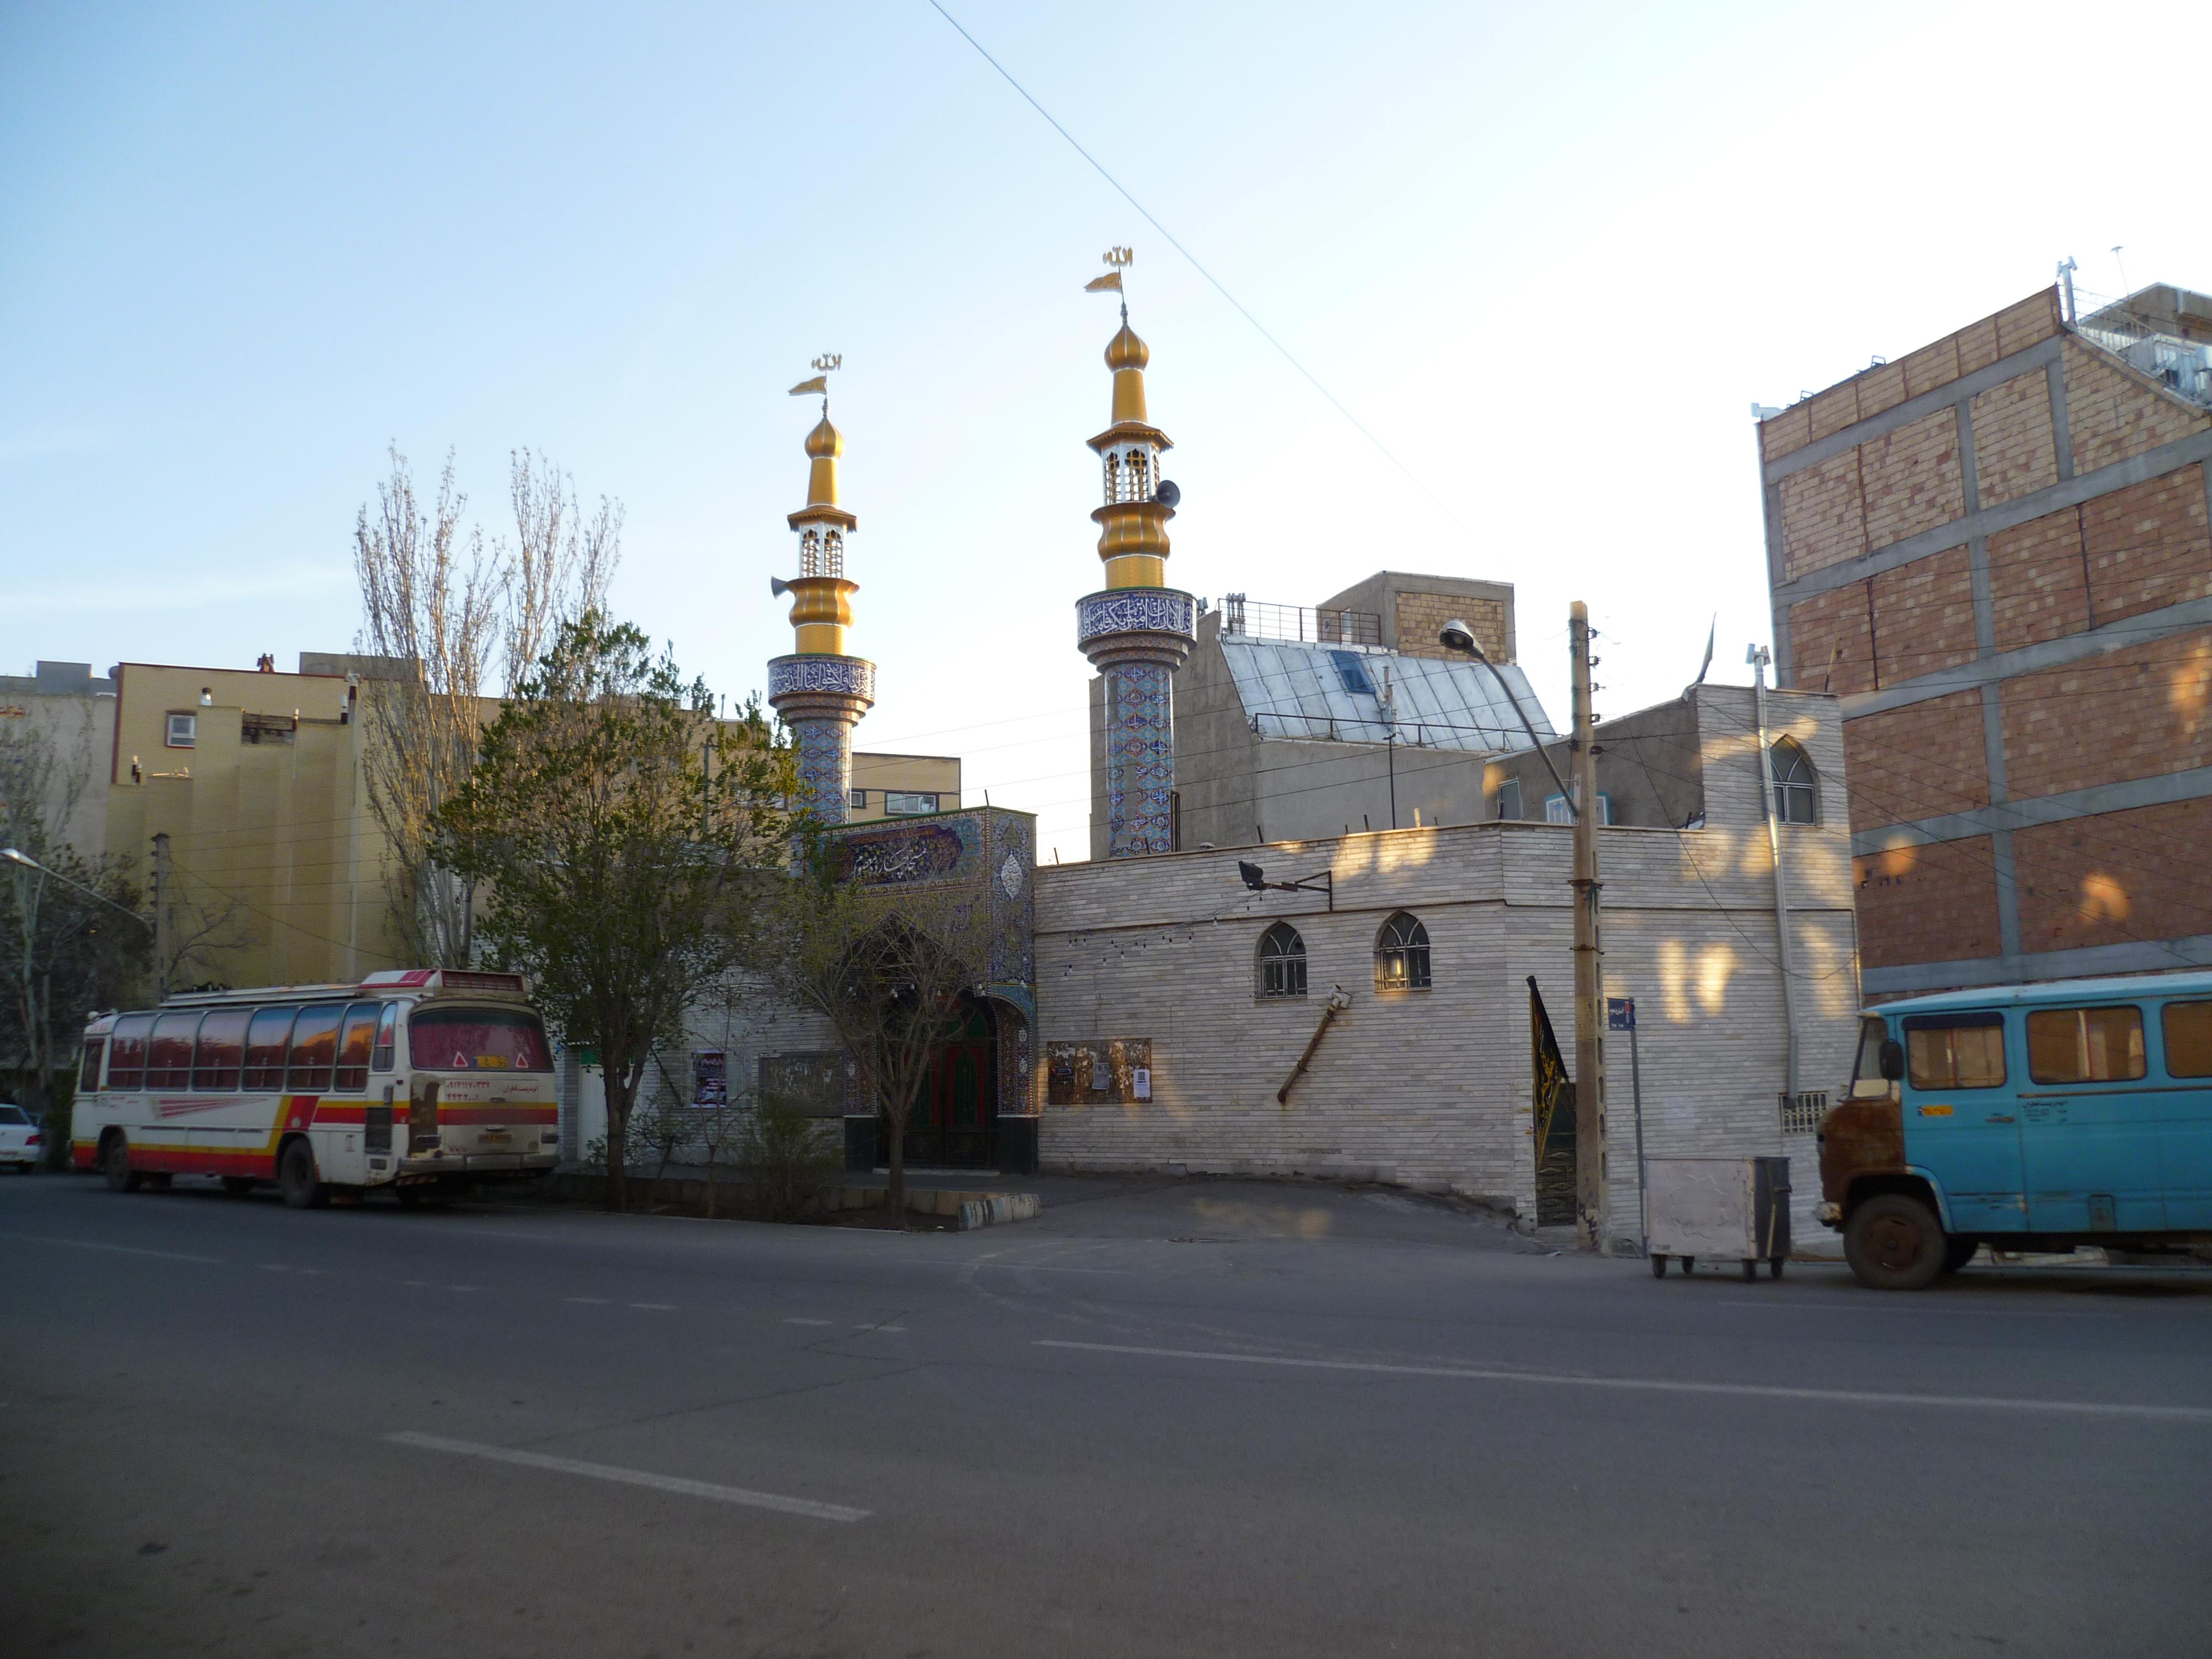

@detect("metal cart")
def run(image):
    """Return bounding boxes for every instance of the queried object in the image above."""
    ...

[1645,1156,1791,1280]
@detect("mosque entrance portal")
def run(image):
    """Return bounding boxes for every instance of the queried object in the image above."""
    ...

[881,996,998,1169]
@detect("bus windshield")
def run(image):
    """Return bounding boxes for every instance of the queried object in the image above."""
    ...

[1848,1015,1891,1098]
[409,1006,554,1073]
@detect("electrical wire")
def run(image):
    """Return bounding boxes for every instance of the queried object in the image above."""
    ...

[922,0,1469,535]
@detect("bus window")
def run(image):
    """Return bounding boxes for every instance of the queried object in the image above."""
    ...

[2026,1006,2145,1084]
[333,1004,379,1092]
[107,1014,152,1091]
[192,1008,249,1091]
[1904,1014,2006,1090]
[242,1008,296,1091]
[371,1003,399,1073]
[79,1037,106,1093]
[2162,1003,2212,1078]
[410,1006,554,1073]
[147,1013,202,1091]
[285,1005,344,1094]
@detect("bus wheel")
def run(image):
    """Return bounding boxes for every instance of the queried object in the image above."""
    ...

[102,1135,143,1194]
[395,1187,424,1211]
[278,1139,328,1211]
[1844,1194,1946,1291]
[1939,1237,1978,1276]
[221,1176,257,1197]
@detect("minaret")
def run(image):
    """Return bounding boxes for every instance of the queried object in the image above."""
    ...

[1076,251,1197,857]
[767,358,875,825]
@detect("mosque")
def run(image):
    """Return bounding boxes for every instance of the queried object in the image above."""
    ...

[659,259,1864,1249]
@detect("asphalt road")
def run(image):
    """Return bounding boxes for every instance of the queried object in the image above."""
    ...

[4,1172,2210,1658]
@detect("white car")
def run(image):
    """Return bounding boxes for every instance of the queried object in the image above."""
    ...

[0,1104,41,1172]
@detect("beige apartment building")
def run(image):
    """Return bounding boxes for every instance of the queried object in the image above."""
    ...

[103,654,962,991]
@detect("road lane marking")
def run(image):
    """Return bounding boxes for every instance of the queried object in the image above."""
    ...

[0,1233,223,1265]
[630,1302,676,1311]
[1035,1340,2212,1422]
[386,1432,869,1521]
[783,1317,832,1326]
[1713,1297,2122,1319]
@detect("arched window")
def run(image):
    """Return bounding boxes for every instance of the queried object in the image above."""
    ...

[1127,448,1150,500]
[1102,452,1120,503]
[1770,739,1817,825]
[1374,911,1431,992]
[823,530,844,577]
[799,528,821,577]
[1256,922,1307,999]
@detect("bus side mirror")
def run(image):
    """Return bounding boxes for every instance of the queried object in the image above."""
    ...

[1879,1039,1905,1082]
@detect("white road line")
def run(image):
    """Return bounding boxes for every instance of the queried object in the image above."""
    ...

[386,1432,869,1522]
[0,1232,223,1265]
[782,1317,832,1326]
[630,1302,676,1311]
[1035,1339,2212,1423]
[1713,1297,2122,1319]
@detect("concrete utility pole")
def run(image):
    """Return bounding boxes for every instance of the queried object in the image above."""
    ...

[151,831,173,1000]
[1569,602,1609,1253]
[1748,644,1800,1100]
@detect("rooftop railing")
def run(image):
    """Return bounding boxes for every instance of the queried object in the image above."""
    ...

[1215,593,1382,647]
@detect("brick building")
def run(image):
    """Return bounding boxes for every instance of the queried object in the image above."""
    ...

[1757,282,2212,997]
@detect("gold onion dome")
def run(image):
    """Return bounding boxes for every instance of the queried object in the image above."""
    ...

[1105,322,1150,371]
[804,414,843,459]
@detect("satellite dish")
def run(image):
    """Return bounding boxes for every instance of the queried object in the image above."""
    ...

[1154,479,1181,508]
[769,577,792,598]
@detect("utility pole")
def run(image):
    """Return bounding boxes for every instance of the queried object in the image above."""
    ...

[1748,644,1800,1101]
[151,831,173,1000]
[1569,602,1609,1253]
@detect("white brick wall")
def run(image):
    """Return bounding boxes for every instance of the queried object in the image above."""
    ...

[1036,687,1861,1246]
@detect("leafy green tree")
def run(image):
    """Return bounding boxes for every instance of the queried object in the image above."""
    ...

[437,613,796,1206]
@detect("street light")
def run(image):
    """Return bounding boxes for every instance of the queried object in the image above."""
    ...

[1436,624,1578,820]
[0,848,152,931]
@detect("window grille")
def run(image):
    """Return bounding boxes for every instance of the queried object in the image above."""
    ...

[1374,911,1431,992]
[1256,922,1307,999]
[799,529,822,577]
[823,530,844,577]
[1778,1091,1829,1135]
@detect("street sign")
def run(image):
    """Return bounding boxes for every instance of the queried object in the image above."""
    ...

[1607,997,1636,1031]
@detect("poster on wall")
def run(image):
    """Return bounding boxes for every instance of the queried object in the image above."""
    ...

[1046,1039,1153,1105]
[692,1050,728,1107]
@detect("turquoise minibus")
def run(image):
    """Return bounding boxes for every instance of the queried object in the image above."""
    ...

[1818,971,2212,1288]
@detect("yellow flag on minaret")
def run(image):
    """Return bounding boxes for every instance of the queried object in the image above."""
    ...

[788,375,829,396]
[1084,271,1123,294]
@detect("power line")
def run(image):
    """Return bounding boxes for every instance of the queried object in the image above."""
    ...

[922,0,1469,535]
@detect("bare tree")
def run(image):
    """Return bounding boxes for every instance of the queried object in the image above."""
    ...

[0,711,148,1130]
[353,445,624,967]
[500,448,620,696]
[754,838,980,1222]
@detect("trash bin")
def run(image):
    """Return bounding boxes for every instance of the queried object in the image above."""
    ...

[1645,1156,1791,1280]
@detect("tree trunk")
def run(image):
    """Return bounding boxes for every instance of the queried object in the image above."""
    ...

[884,1099,906,1227]
[604,1066,636,1213]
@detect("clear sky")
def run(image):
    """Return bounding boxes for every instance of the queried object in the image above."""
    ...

[5,0,2206,862]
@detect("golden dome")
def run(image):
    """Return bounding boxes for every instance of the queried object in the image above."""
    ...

[804,414,843,460]
[1105,322,1150,372]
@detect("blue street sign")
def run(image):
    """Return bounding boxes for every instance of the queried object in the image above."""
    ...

[1606,996,1635,1031]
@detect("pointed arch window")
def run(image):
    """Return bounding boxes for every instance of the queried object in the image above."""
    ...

[1256,921,1307,999]
[1127,449,1151,501]
[823,530,844,578]
[1770,738,1817,825]
[799,528,822,577]
[1374,911,1431,992]
[1103,451,1121,504]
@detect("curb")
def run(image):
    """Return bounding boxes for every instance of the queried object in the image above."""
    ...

[826,1186,1041,1230]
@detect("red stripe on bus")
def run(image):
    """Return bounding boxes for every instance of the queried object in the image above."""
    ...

[437,1104,557,1124]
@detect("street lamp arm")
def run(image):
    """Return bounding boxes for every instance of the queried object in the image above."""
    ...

[0,848,154,930]
[1461,645,1577,819]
